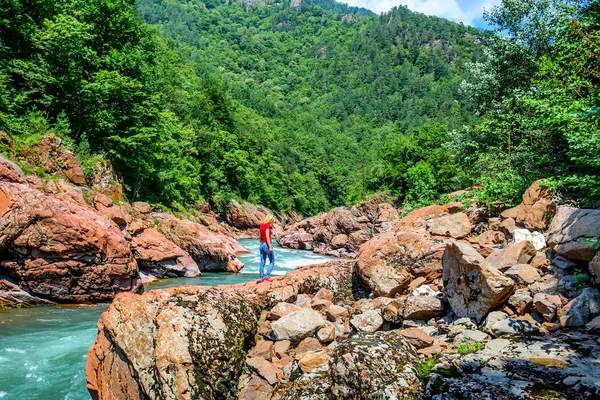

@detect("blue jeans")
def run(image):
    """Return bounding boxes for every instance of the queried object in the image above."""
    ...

[259,242,275,278]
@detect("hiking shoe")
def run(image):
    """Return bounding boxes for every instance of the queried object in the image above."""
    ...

[257,278,265,283]
[265,277,273,282]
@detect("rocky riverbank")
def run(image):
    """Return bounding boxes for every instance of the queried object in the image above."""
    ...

[0,134,250,308]
[86,181,600,399]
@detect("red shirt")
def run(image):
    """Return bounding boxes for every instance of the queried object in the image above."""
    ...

[259,223,271,243]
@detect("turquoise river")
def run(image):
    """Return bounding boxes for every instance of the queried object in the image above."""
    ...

[0,240,333,399]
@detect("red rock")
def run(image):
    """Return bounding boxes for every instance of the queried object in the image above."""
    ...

[394,204,448,232]
[326,304,349,321]
[274,340,291,358]
[534,293,563,322]
[133,201,151,214]
[89,159,124,200]
[476,231,506,247]
[153,213,244,272]
[131,228,200,278]
[398,328,434,349]
[267,302,302,321]
[312,299,332,312]
[0,182,140,303]
[427,213,472,239]
[294,337,323,360]
[355,230,446,297]
[37,135,86,185]
[298,350,330,373]
[547,206,600,262]
[314,288,334,301]
[238,374,273,400]
[0,155,25,183]
[249,340,274,361]
[485,241,537,271]
[515,181,556,231]
[247,357,280,385]
[504,264,541,286]
[227,200,273,229]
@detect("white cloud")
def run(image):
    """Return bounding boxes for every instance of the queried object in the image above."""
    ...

[342,0,502,26]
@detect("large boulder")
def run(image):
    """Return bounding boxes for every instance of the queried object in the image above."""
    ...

[515,181,556,230]
[226,200,273,229]
[0,277,50,308]
[86,287,259,400]
[558,288,600,327]
[0,182,141,304]
[0,154,25,183]
[427,212,472,238]
[591,252,600,287]
[271,309,327,342]
[153,213,244,272]
[485,241,537,271]
[546,206,600,261]
[355,231,446,297]
[131,229,200,278]
[443,241,515,322]
[278,196,399,258]
[329,331,422,398]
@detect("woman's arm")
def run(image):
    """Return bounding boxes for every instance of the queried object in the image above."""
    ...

[266,228,273,253]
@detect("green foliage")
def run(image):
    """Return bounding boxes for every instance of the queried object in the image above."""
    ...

[456,342,485,355]
[573,269,590,290]
[415,353,441,379]
[457,0,600,205]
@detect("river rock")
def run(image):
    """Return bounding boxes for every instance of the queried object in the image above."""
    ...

[268,302,302,321]
[546,206,600,261]
[481,311,509,335]
[86,287,259,400]
[355,230,446,297]
[330,331,422,398]
[504,264,541,286]
[398,327,434,349]
[443,241,514,322]
[533,293,563,322]
[0,154,25,183]
[403,290,445,320]
[131,229,200,278]
[485,241,537,271]
[427,212,472,238]
[559,288,600,327]
[153,213,244,272]
[508,288,533,315]
[227,200,273,229]
[350,309,384,333]
[271,309,327,342]
[0,277,50,308]
[0,182,140,303]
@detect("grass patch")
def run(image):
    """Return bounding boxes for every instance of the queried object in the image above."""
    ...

[456,341,485,355]
[415,353,441,379]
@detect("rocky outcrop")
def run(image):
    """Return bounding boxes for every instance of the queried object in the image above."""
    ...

[0,182,141,303]
[278,196,399,258]
[86,287,260,400]
[0,277,50,309]
[153,213,245,272]
[355,230,446,297]
[501,180,556,230]
[227,200,273,229]
[0,154,25,183]
[546,206,600,261]
[443,241,514,322]
[130,229,200,278]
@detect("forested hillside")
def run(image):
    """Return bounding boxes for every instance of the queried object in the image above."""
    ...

[1,0,597,215]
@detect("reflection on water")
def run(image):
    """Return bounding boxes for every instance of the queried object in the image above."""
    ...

[0,240,332,399]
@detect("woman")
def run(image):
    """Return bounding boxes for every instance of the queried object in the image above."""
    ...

[258,215,276,283]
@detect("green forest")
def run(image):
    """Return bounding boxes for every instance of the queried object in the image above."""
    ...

[0,0,598,215]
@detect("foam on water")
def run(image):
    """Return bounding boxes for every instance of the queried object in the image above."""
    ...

[0,239,333,399]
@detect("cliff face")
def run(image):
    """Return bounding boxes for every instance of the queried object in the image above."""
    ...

[0,134,248,307]
[86,181,600,399]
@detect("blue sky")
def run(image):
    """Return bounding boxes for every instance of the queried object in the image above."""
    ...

[342,0,502,28]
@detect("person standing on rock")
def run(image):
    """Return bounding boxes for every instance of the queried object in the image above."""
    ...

[258,215,276,283]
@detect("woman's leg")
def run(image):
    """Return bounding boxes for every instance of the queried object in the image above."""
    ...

[259,243,267,279]
[266,250,275,278]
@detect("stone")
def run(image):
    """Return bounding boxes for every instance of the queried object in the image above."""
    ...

[330,234,349,249]
[481,311,509,335]
[317,324,336,343]
[546,206,600,261]
[530,252,550,268]
[350,309,384,333]
[247,356,280,385]
[294,337,323,360]
[0,278,50,309]
[131,229,200,278]
[508,288,534,315]
[553,256,577,270]
[513,229,547,251]
[0,182,140,303]
[443,241,515,322]
[86,287,258,400]
[267,302,302,321]
[132,201,151,214]
[590,252,600,287]
[485,241,537,271]
[585,315,600,334]
[330,331,421,398]
[382,300,404,324]
[237,374,273,400]
[559,288,600,327]
[453,329,490,345]
[490,318,525,337]
[402,293,445,320]
[298,350,330,373]
[314,288,333,301]
[0,155,25,183]
[530,275,559,295]
[533,293,563,322]
[326,304,349,321]
[271,309,327,342]
[355,230,446,297]
[398,327,434,349]
[311,299,332,312]
[504,264,542,286]
[427,212,472,238]
[226,200,273,229]
[295,294,312,308]
[249,340,274,361]
[273,340,291,358]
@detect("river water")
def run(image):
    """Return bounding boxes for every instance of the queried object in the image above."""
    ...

[0,240,333,400]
